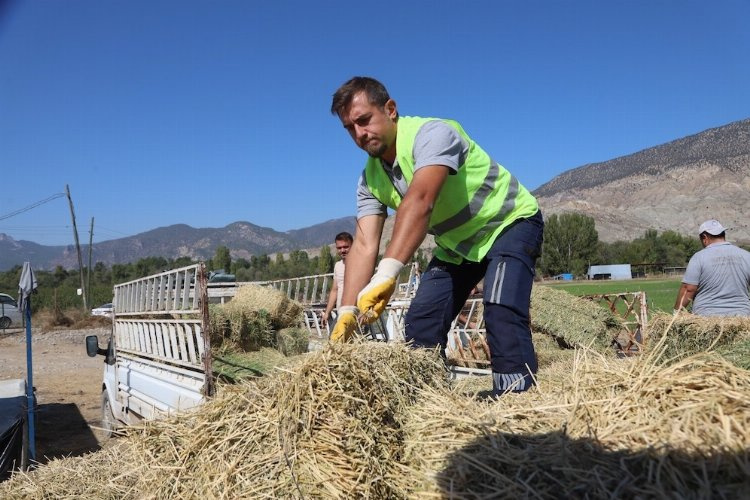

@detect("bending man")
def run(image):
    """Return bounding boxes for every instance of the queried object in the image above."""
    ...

[329,76,543,395]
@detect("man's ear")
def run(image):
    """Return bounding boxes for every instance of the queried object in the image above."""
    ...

[385,99,398,120]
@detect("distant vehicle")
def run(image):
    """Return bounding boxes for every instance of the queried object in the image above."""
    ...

[208,270,236,283]
[0,293,23,329]
[91,303,114,318]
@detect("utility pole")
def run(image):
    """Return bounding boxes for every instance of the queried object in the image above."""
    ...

[66,185,88,311]
[87,217,94,309]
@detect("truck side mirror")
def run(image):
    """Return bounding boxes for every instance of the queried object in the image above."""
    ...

[86,335,107,357]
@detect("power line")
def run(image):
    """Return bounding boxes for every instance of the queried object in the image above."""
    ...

[0,193,66,221]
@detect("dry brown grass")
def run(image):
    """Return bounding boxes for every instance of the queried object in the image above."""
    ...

[403,346,750,498]
[31,308,112,332]
[4,334,749,498]
[3,341,448,499]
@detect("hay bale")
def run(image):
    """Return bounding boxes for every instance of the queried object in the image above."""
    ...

[715,339,750,370]
[530,285,623,351]
[209,303,273,351]
[3,342,448,499]
[276,327,309,356]
[226,284,303,330]
[647,312,750,364]
[532,331,576,368]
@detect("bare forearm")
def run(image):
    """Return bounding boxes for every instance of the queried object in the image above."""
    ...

[674,284,697,310]
[384,195,430,264]
[341,244,377,305]
[324,286,337,317]
[341,215,384,306]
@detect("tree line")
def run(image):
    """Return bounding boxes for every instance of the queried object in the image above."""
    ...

[1,212,738,311]
[0,245,373,312]
[537,212,749,277]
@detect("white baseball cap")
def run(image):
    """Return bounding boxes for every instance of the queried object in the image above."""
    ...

[698,219,727,236]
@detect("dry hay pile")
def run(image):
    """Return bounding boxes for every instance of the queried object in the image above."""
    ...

[4,340,749,498]
[3,342,448,499]
[403,348,750,498]
[648,312,750,366]
[531,331,576,367]
[209,284,304,351]
[530,285,623,351]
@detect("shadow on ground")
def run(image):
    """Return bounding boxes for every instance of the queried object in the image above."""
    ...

[34,403,100,464]
[436,430,750,498]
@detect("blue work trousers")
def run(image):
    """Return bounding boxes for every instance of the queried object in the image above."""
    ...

[404,211,544,376]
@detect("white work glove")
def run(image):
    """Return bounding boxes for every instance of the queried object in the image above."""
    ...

[356,258,404,323]
[330,305,359,343]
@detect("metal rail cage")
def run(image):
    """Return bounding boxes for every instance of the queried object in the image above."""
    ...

[111,263,212,421]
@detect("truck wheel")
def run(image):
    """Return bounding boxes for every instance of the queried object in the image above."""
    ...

[0,316,10,329]
[101,391,119,438]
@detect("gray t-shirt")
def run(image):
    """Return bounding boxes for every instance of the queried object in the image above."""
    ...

[356,120,469,218]
[682,241,750,316]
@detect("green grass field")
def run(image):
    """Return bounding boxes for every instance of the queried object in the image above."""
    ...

[543,277,682,313]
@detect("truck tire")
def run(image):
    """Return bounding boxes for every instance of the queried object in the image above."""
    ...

[101,390,119,438]
[0,316,10,329]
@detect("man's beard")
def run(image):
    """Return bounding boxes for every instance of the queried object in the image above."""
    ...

[365,140,388,158]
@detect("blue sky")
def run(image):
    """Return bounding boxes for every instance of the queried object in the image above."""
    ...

[1,0,748,246]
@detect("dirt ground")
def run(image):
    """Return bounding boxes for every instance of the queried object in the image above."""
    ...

[0,325,110,464]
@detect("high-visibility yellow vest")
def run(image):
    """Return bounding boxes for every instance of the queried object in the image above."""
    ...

[363,116,538,263]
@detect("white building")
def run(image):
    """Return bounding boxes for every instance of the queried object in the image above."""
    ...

[587,264,632,280]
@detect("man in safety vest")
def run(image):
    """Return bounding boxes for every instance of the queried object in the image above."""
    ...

[330,76,544,395]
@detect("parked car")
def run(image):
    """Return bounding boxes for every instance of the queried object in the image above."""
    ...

[91,303,114,318]
[0,293,23,329]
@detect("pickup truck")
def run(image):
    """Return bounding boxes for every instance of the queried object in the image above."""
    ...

[86,263,213,435]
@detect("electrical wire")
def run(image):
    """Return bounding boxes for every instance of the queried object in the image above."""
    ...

[0,193,66,221]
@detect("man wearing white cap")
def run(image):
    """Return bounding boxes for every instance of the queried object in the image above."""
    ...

[674,219,750,316]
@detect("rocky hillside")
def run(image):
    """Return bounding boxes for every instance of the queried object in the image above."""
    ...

[534,118,750,243]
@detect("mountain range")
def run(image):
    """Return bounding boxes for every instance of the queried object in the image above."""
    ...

[0,218,357,272]
[1,117,748,271]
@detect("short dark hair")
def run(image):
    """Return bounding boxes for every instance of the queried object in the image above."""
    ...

[331,76,391,117]
[701,231,726,239]
[335,231,353,243]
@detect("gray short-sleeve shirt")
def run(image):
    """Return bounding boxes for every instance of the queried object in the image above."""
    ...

[356,120,469,219]
[682,242,750,316]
